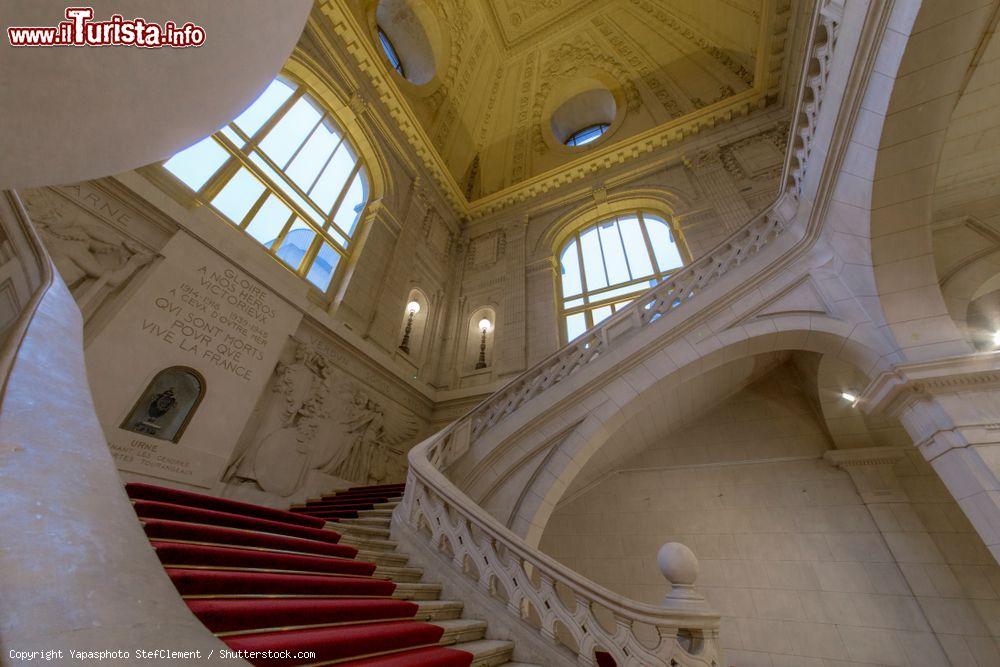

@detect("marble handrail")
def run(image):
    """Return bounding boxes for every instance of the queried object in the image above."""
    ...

[403,1,845,665]
[0,190,236,660]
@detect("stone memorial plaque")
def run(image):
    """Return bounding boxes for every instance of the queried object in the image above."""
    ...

[86,231,302,487]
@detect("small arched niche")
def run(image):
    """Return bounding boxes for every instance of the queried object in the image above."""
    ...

[397,287,430,363]
[121,366,205,443]
[373,0,442,87]
[465,306,496,373]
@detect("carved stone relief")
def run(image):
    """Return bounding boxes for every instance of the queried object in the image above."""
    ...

[22,188,154,320]
[223,333,425,499]
[466,229,507,270]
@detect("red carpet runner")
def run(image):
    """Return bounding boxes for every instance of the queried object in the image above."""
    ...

[126,482,472,666]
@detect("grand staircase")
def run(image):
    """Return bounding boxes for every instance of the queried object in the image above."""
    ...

[126,482,537,666]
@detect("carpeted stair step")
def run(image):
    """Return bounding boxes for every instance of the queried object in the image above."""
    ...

[124,482,502,667]
[337,523,391,539]
[391,582,443,601]
[290,507,361,519]
[434,619,488,645]
[317,494,392,504]
[133,500,342,544]
[126,483,325,529]
[349,483,407,492]
[357,548,409,568]
[342,535,399,552]
[151,541,376,576]
[168,568,396,597]
[455,639,515,667]
[373,565,424,583]
[414,600,465,622]
[185,598,420,634]
[346,646,473,667]
[295,498,384,512]
[222,620,448,666]
[342,516,393,527]
[141,518,359,559]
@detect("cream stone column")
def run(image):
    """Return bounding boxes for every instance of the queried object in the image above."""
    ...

[431,236,469,389]
[683,148,753,234]
[362,183,429,352]
[335,200,396,331]
[861,356,1000,564]
[525,257,561,366]
[495,217,528,377]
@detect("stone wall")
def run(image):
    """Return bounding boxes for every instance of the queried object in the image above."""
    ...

[539,365,1000,666]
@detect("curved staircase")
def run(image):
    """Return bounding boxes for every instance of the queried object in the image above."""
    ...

[126,482,536,667]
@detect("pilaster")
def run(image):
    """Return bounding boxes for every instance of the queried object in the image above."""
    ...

[860,354,1000,564]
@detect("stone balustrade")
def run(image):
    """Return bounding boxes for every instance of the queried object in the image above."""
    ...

[403,1,847,664]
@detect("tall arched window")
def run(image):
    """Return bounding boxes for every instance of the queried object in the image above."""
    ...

[161,76,369,293]
[559,212,685,341]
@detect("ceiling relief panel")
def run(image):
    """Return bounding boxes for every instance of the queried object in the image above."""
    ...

[324,0,795,213]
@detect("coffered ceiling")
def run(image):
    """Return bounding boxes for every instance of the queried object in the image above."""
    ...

[322,0,799,214]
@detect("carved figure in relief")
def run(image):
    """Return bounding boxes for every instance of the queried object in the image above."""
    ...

[223,341,334,496]
[323,391,418,484]
[24,190,153,309]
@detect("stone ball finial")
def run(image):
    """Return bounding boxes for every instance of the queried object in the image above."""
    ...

[657,541,698,584]
[658,542,699,599]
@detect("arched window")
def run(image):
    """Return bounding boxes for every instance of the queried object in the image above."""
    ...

[377,26,405,76]
[559,212,685,340]
[162,76,369,293]
[565,123,609,147]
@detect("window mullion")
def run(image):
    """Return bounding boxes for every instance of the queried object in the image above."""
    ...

[218,139,324,226]
[197,153,240,202]
[574,231,589,297]
[244,88,305,150]
[595,224,611,290]
[239,190,270,230]
[299,234,325,278]
[637,211,662,276]
[614,216,635,280]
[307,126,344,196]
[267,213,298,259]
[281,113,324,171]
[325,161,362,232]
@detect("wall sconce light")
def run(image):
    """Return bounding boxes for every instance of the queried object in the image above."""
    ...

[841,391,858,404]
[398,300,421,354]
[475,318,492,370]
[993,331,1000,346]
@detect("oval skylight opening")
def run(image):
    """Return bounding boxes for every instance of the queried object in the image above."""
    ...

[377,26,405,77]
[375,0,437,85]
[566,123,610,147]
[550,87,616,148]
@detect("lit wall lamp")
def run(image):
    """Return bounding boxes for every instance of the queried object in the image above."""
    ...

[841,391,858,405]
[398,300,420,354]
[475,318,493,370]
[993,331,1000,346]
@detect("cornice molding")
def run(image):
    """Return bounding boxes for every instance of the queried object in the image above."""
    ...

[859,352,1000,418]
[823,446,907,469]
[316,0,791,222]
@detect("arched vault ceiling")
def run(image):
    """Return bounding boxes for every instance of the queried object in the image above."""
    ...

[325,0,800,209]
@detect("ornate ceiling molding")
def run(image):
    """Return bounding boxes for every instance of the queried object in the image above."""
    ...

[317,0,791,222]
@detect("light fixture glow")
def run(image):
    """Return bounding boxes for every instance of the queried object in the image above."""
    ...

[406,300,421,314]
[993,331,1000,346]
[841,391,858,403]
[478,318,493,332]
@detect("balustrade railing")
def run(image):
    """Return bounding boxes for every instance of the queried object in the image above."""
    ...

[402,1,845,665]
